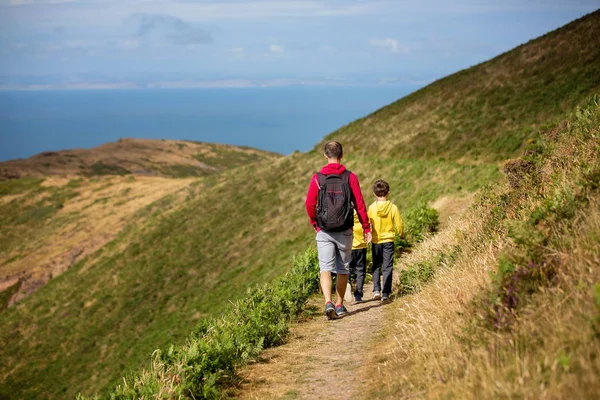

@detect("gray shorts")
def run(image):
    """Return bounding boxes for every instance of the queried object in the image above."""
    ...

[316,229,353,275]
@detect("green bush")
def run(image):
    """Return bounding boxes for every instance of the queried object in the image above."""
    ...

[85,247,320,399]
[396,249,458,296]
[87,162,131,176]
[403,201,440,243]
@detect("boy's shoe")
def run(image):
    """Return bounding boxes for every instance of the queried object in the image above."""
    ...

[372,291,382,300]
[335,304,348,317]
[382,294,390,302]
[325,301,336,320]
[353,297,364,304]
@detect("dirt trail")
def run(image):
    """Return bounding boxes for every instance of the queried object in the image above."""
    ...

[235,282,390,400]
[234,200,471,399]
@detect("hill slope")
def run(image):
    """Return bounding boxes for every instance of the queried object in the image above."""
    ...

[325,9,600,161]
[0,10,599,400]
[233,96,600,399]
[362,95,600,399]
[0,140,279,306]
[0,138,278,179]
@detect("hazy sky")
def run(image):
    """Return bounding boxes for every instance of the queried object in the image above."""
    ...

[0,0,598,85]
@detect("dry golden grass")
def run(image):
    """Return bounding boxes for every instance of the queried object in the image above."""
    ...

[1,175,195,305]
[359,209,504,398]
[361,192,600,399]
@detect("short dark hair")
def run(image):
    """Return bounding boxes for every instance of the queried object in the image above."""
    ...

[373,179,390,197]
[324,141,343,159]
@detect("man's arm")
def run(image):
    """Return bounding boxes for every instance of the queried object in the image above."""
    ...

[349,173,371,234]
[305,174,319,231]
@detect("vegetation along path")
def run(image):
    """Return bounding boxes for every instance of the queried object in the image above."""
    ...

[235,282,390,399]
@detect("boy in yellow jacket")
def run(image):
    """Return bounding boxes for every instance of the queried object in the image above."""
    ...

[368,179,403,301]
[349,211,368,303]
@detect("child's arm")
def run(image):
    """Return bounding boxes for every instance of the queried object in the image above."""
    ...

[393,205,404,238]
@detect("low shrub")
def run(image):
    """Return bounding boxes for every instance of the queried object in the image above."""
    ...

[81,247,320,399]
[394,201,440,255]
[87,162,131,176]
[403,201,440,243]
[479,97,600,331]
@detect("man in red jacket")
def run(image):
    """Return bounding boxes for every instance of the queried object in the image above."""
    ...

[305,141,371,319]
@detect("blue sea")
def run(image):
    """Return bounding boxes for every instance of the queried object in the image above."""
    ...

[0,86,418,162]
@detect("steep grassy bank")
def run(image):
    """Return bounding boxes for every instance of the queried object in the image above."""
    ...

[367,97,600,398]
[325,10,600,162]
[1,11,599,400]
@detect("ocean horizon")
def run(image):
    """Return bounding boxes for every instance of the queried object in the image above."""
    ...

[0,85,419,162]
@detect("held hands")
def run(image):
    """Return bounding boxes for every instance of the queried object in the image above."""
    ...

[364,232,372,245]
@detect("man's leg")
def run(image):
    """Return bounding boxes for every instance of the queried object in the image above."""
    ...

[381,242,395,298]
[316,231,336,304]
[320,271,333,303]
[335,273,348,304]
[333,229,353,306]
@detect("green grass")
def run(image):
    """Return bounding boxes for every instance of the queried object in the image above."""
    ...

[0,177,44,195]
[74,249,319,399]
[0,11,599,400]
[0,279,21,311]
[0,183,80,254]
[87,162,131,176]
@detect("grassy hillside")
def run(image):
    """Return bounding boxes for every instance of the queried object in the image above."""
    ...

[0,138,278,179]
[325,10,600,162]
[366,95,600,399]
[0,141,279,309]
[0,11,599,400]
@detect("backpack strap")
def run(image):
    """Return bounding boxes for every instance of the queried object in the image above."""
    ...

[316,172,324,186]
[341,170,351,183]
[342,170,356,207]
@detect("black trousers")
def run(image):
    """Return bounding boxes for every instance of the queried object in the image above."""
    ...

[349,248,367,299]
[372,242,394,296]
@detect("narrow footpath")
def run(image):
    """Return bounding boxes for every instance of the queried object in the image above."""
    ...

[233,282,390,400]
[233,199,471,399]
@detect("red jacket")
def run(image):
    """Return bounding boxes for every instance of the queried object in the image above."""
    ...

[305,163,371,233]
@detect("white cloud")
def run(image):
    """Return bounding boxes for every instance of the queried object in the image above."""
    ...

[369,38,410,54]
[269,44,284,53]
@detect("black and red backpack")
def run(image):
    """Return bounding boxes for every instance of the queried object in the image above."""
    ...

[316,170,355,232]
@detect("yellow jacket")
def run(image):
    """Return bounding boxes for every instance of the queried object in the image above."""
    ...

[368,200,403,244]
[352,211,367,249]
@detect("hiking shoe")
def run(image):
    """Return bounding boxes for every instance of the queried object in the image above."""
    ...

[335,304,348,317]
[382,294,390,302]
[354,297,364,304]
[325,301,336,320]
[372,291,382,300]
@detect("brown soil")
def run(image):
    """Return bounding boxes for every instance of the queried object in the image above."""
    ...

[234,282,390,400]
